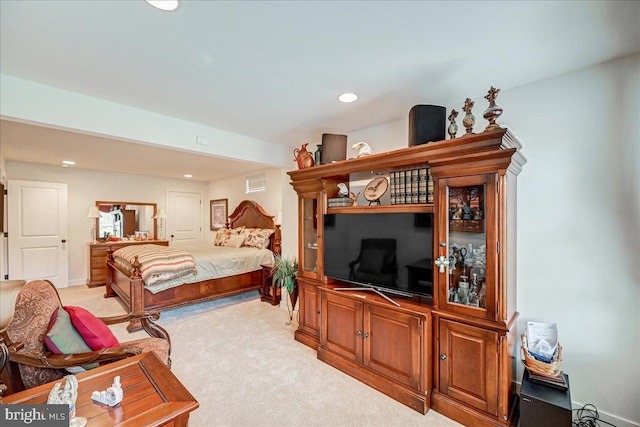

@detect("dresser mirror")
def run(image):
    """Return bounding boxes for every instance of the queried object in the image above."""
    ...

[95,201,157,241]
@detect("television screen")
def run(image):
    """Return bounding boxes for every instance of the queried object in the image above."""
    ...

[323,212,434,298]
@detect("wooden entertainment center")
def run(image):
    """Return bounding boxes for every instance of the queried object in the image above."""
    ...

[288,128,526,427]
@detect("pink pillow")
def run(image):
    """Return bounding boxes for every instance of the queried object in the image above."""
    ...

[64,306,120,350]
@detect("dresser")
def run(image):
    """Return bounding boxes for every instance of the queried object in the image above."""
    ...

[87,240,169,287]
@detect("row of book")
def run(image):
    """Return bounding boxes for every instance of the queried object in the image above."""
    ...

[389,167,434,205]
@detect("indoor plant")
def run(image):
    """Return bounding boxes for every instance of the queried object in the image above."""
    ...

[271,254,298,324]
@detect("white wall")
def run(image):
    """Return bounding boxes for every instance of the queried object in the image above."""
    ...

[4,162,208,286]
[207,167,283,239]
[0,75,291,169]
[348,53,640,425]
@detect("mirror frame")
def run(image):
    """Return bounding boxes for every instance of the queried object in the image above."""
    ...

[95,201,158,242]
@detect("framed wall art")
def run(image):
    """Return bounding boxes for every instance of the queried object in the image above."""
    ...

[210,198,228,230]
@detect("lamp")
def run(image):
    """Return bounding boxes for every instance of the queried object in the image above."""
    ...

[0,280,26,398]
[154,208,168,240]
[87,206,101,243]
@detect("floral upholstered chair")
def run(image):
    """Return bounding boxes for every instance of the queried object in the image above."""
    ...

[4,279,171,392]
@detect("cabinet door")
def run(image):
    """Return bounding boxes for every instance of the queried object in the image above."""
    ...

[364,304,422,390]
[321,291,363,364]
[438,319,498,415]
[297,280,321,337]
[299,194,321,280]
[436,174,497,321]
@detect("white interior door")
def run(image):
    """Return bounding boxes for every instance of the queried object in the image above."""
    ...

[167,190,202,247]
[8,180,69,288]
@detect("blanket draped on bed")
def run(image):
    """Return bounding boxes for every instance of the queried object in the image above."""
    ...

[113,244,197,288]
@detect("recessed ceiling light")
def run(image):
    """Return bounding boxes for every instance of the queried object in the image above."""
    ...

[184,174,192,178]
[62,160,75,165]
[338,93,358,103]
[145,0,179,11]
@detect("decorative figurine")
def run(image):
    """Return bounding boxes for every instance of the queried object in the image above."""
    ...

[462,98,475,135]
[447,109,459,139]
[314,144,323,165]
[349,191,361,207]
[48,375,87,427]
[483,86,503,131]
[337,183,349,197]
[352,141,373,157]
[91,375,124,407]
[293,143,315,169]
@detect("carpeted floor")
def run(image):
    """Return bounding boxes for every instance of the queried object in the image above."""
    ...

[59,285,462,427]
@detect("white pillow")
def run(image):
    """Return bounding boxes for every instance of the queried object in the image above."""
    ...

[225,234,245,248]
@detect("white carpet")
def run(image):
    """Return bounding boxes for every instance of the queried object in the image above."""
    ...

[59,286,462,427]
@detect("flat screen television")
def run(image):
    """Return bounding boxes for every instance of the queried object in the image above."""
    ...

[323,212,434,301]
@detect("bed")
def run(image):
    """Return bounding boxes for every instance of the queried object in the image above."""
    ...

[104,200,281,331]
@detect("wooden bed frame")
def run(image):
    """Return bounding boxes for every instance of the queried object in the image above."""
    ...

[104,200,282,331]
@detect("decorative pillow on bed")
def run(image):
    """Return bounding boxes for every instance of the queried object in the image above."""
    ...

[225,234,246,248]
[242,228,274,249]
[64,306,120,351]
[214,227,245,246]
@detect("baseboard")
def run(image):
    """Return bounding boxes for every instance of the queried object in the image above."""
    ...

[69,279,88,286]
[516,381,639,427]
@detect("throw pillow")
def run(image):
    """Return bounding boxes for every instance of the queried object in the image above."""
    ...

[64,306,120,351]
[225,234,245,248]
[214,227,245,246]
[214,228,230,246]
[45,307,93,354]
[243,228,275,249]
[44,307,98,373]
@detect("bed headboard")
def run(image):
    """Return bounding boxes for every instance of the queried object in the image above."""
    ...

[228,200,281,255]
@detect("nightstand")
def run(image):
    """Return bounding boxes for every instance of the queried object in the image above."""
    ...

[260,264,281,305]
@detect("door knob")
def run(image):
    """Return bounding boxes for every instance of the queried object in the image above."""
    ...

[363,333,369,339]
[356,330,362,336]
[440,354,447,360]
[61,239,67,243]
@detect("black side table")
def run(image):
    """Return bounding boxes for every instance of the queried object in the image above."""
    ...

[520,370,571,427]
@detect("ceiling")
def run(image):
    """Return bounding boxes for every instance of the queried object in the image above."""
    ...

[1,1,639,180]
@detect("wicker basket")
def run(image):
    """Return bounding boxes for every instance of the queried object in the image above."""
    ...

[520,333,562,377]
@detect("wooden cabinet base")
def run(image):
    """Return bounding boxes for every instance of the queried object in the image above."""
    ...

[431,391,517,427]
[294,329,320,350]
[318,346,429,414]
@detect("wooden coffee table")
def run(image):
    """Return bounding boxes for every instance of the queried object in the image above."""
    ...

[3,352,199,426]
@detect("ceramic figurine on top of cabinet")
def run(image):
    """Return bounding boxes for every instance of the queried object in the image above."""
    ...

[462,98,475,135]
[352,141,373,157]
[447,109,459,139]
[483,86,503,131]
[294,143,315,169]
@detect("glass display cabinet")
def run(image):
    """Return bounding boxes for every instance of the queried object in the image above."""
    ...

[437,174,497,321]
[300,195,320,279]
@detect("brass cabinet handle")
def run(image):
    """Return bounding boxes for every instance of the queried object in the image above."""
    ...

[440,354,447,360]
[363,333,369,339]
[356,330,362,336]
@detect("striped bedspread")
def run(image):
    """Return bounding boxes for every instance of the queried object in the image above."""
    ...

[113,244,197,288]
